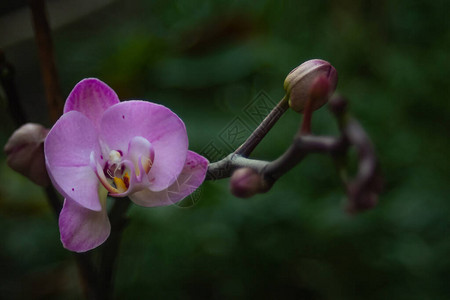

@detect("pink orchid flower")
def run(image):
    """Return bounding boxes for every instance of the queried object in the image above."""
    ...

[44,78,208,252]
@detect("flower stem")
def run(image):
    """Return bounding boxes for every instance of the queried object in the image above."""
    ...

[299,97,313,135]
[97,197,132,300]
[234,96,289,157]
[29,0,64,124]
[207,135,343,182]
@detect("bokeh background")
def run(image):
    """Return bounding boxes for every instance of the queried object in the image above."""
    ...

[1,0,449,299]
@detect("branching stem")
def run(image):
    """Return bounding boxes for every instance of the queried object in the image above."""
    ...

[206,94,381,212]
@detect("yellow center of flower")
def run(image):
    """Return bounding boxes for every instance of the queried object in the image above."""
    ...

[99,150,131,194]
[94,140,153,196]
[113,172,130,193]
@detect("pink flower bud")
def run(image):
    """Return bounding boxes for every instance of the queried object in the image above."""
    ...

[4,123,50,186]
[284,59,338,113]
[230,168,268,198]
[309,75,330,103]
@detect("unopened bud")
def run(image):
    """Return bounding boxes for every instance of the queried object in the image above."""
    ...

[284,59,338,113]
[309,75,330,103]
[230,168,268,198]
[4,123,50,186]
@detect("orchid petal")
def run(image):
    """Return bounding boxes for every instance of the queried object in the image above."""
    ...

[45,111,102,211]
[100,101,188,191]
[129,151,208,207]
[64,78,120,129]
[59,192,110,253]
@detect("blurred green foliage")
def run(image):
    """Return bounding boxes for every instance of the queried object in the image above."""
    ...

[1,0,450,299]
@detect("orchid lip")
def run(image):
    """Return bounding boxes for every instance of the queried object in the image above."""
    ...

[90,137,154,196]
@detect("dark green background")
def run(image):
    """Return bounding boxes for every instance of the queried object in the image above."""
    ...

[1,0,449,299]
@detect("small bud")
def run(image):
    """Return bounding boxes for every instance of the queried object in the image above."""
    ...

[329,94,348,116]
[346,167,383,214]
[4,123,50,186]
[284,59,338,113]
[230,168,267,198]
